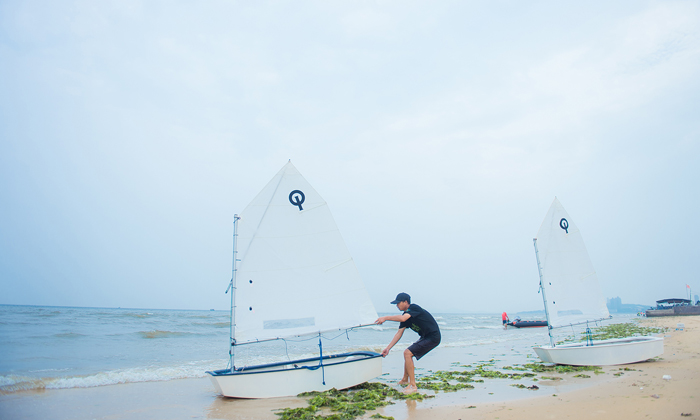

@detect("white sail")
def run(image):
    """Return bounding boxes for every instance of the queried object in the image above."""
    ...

[233,162,377,344]
[535,198,609,329]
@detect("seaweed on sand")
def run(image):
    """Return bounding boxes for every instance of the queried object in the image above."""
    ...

[275,382,432,420]
[413,363,540,393]
[511,384,539,390]
[522,363,603,374]
[276,359,608,419]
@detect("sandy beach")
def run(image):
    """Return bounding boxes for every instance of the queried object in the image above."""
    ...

[407,316,700,420]
[2,316,698,420]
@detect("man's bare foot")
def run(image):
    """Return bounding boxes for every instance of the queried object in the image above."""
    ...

[398,378,409,387]
[402,385,418,394]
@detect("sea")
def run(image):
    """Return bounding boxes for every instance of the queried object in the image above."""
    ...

[0,304,639,395]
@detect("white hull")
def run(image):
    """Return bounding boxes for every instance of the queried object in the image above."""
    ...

[533,336,663,366]
[207,351,382,398]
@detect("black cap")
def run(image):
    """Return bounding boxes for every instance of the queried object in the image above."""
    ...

[390,292,411,304]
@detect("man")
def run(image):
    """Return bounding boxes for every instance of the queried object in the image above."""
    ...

[374,292,441,394]
[502,311,509,329]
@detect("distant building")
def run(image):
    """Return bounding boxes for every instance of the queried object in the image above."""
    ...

[607,297,622,312]
[606,296,647,314]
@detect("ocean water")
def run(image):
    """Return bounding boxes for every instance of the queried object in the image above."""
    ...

[0,305,636,394]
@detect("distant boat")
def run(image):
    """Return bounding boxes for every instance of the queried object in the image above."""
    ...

[532,198,664,366]
[507,320,547,328]
[206,162,382,398]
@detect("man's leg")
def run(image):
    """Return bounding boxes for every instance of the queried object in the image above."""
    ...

[402,348,417,393]
[398,363,408,386]
[398,348,412,386]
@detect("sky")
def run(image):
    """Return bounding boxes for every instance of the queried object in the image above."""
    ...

[1,1,699,314]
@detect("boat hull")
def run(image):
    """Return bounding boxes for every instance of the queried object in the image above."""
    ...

[533,336,663,366]
[207,351,383,398]
[507,320,547,328]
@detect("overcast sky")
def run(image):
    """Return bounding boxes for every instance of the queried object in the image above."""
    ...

[1,1,699,314]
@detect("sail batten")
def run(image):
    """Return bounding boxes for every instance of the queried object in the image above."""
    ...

[233,162,378,343]
[536,198,610,329]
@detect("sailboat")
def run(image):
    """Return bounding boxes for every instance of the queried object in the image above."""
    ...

[207,162,382,398]
[532,198,663,366]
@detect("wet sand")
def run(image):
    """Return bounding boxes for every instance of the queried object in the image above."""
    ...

[406,316,700,420]
[2,316,696,420]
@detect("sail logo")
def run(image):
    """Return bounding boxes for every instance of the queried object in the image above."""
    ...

[559,218,569,233]
[289,190,305,211]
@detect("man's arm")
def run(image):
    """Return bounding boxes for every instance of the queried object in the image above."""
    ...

[374,313,411,324]
[381,327,406,357]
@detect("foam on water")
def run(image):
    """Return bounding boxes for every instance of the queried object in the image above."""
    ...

[0,359,228,393]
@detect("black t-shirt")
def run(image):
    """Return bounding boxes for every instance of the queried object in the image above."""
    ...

[399,304,440,340]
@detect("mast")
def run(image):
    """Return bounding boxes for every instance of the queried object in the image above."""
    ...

[226,214,241,372]
[533,238,555,347]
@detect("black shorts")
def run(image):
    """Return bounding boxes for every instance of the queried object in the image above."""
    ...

[408,335,440,360]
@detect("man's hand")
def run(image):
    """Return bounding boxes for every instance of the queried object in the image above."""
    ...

[375,316,386,325]
[381,347,390,357]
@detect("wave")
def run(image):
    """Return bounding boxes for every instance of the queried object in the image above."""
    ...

[0,360,226,394]
[53,332,87,339]
[137,330,200,339]
[33,312,61,318]
[0,344,390,394]
[190,321,229,328]
[440,324,503,330]
[354,345,385,353]
[440,326,475,330]
[441,336,510,347]
[124,313,154,318]
[28,368,72,373]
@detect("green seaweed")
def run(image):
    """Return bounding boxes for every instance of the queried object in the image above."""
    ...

[276,406,320,420]
[278,356,612,420]
[522,363,602,374]
[511,384,539,390]
[557,322,669,344]
[417,364,536,388]
[417,381,474,392]
[276,383,433,420]
[501,365,530,371]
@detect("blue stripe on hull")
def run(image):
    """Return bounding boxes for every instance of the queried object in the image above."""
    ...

[207,351,381,377]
